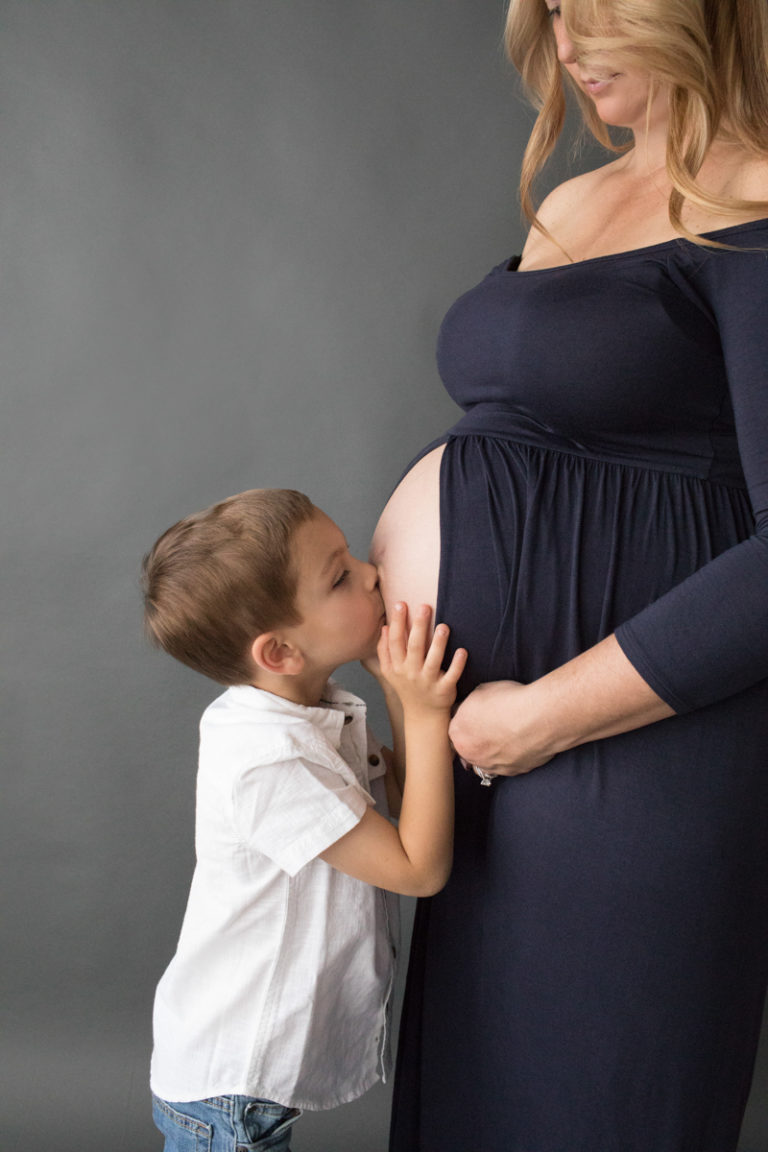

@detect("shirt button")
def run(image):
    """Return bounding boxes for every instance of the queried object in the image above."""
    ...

[368,754,380,766]
[343,714,352,725]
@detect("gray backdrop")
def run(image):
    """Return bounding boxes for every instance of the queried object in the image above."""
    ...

[2,3,766,1150]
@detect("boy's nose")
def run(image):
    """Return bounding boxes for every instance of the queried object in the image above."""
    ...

[361,560,381,594]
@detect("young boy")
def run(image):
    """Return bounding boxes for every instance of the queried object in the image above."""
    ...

[141,488,466,1152]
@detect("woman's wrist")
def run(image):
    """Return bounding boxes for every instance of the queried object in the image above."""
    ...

[449,636,674,774]
[449,680,555,771]
[513,677,566,759]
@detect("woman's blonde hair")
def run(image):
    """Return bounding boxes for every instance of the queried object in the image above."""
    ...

[505,0,768,243]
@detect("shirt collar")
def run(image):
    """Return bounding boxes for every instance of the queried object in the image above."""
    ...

[224,680,367,752]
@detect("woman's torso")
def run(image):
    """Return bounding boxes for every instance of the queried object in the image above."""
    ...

[370,218,766,682]
[371,134,768,621]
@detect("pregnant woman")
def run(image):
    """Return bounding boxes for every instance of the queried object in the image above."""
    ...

[371,2,768,1150]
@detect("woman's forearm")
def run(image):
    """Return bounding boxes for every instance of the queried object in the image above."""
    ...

[534,633,676,750]
[449,634,675,774]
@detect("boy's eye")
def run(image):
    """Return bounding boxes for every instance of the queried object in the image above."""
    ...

[332,570,350,588]
[547,4,562,17]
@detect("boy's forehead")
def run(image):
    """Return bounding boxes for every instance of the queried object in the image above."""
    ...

[292,510,347,573]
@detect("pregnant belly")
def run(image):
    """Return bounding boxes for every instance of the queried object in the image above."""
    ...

[369,444,445,627]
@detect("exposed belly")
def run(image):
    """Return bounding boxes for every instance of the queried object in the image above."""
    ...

[369,444,445,627]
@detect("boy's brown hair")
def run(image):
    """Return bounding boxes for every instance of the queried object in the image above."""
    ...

[142,488,316,685]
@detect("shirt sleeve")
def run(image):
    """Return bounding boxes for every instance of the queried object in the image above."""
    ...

[615,239,768,712]
[233,753,372,877]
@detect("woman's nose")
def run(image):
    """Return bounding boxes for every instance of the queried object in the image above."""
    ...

[554,19,578,65]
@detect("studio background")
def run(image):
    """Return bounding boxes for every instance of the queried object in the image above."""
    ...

[1,3,766,1150]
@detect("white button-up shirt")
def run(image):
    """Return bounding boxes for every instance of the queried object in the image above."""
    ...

[150,681,398,1109]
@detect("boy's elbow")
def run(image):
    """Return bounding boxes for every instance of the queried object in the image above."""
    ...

[411,862,452,898]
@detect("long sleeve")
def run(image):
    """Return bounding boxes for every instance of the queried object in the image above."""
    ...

[615,235,768,712]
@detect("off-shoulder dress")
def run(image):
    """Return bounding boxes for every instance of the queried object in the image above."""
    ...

[389,218,768,1152]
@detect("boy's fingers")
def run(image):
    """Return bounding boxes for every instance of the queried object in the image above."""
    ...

[422,622,450,671]
[404,604,432,660]
[386,602,409,662]
[444,646,468,682]
[376,625,391,671]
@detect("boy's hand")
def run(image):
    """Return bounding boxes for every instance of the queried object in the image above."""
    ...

[360,651,383,681]
[377,603,467,714]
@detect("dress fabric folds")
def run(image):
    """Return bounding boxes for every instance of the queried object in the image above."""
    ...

[389,220,768,1152]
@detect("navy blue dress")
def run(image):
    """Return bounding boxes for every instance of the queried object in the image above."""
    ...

[389,219,768,1152]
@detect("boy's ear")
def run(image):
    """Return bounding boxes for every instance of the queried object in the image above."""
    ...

[250,632,305,677]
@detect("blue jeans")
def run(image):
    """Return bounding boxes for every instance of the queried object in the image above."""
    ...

[152,1094,301,1152]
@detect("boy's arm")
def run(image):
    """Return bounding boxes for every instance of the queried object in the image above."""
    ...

[320,605,466,897]
[362,653,405,799]
[378,744,402,820]
[379,680,405,800]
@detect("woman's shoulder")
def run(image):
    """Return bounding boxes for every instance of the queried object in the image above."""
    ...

[726,151,768,203]
[518,160,625,268]
[534,164,616,232]
[698,140,768,206]
[520,148,768,269]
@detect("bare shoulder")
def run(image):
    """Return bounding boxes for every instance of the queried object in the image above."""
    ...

[700,142,768,210]
[734,152,768,203]
[519,160,621,267]
[533,165,612,233]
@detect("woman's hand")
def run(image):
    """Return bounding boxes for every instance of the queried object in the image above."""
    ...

[449,680,554,776]
[449,635,675,777]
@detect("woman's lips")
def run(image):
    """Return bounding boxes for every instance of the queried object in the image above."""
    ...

[582,73,621,95]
